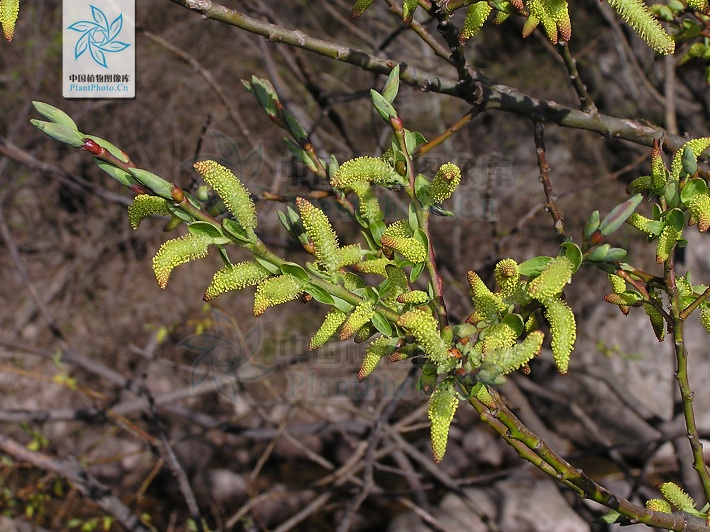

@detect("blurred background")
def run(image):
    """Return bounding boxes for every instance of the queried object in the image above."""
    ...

[1,0,710,530]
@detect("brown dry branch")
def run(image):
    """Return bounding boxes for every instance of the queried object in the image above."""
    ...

[167,0,689,151]
[0,434,151,532]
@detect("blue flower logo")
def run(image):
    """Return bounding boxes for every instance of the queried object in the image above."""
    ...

[67,6,131,68]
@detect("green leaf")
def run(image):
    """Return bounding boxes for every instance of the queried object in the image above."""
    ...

[166,203,193,223]
[410,261,426,283]
[681,178,707,205]
[369,219,387,246]
[501,313,524,337]
[681,145,698,176]
[599,194,643,236]
[281,262,310,282]
[664,180,680,209]
[559,242,583,273]
[414,174,431,205]
[304,283,335,305]
[31,120,84,147]
[371,312,393,336]
[382,65,400,103]
[408,202,419,232]
[187,221,224,239]
[284,137,318,172]
[666,208,685,231]
[222,218,253,245]
[404,130,427,154]
[32,101,79,130]
[519,256,553,276]
[332,296,355,313]
[603,247,628,261]
[250,77,278,117]
[452,323,478,337]
[586,243,611,262]
[284,110,309,143]
[413,228,429,250]
[597,510,623,525]
[278,210,291,232]
[370,89,397,121]
[254,255,282,275]
[95,160,138,188]
[128,168,174,200]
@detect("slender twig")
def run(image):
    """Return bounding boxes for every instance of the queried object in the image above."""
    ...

[414,107,480,158]
[165,0,689,150]
[337,370,414,532]
[142,383,203,532]
[466,388,710,531]
[533,120,566,240]
[680,286,710,320]
[272,492,332,532]
[666,255,710,504]
[557,42,597,115]
[385,0,451,61]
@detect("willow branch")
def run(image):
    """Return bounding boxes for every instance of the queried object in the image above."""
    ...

[467,390,710,531]
[165,0,688,151]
